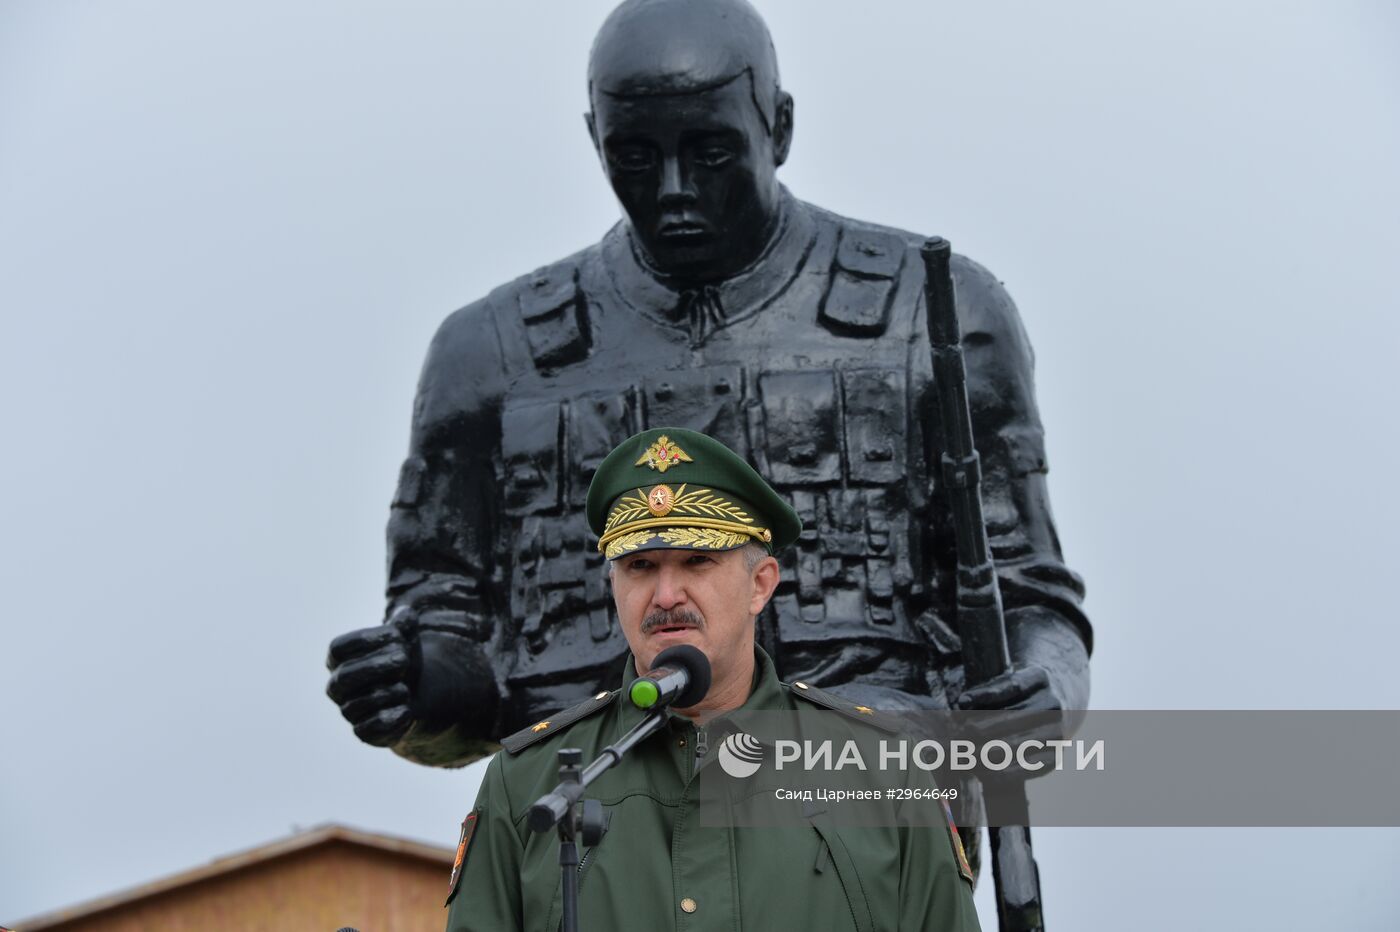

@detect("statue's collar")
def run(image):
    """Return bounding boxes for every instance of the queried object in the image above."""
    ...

[600,188,817,346]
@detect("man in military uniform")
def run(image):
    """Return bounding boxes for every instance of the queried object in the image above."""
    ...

[444,427,981,930]
[326,0,1089,778]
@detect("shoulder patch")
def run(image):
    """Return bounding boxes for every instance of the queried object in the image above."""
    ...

[515,260,591,369]
[500,689,618,754]
[943,800,976,886]
[819,228,909,336]
[444,808,480,905]
[785,681,905,734]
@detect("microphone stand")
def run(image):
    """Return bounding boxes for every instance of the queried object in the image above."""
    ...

[528,707,670,932]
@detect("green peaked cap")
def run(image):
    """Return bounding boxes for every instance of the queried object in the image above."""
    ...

[586,427,802,560]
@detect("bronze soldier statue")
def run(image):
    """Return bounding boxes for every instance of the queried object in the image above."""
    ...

[327,0,1090,781]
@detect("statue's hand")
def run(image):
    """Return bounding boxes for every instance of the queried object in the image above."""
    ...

[953,663,1070,759]
[406,611,500,740]
[326,624,415,747]
[954,663,1060,714]
[326,608,502,758]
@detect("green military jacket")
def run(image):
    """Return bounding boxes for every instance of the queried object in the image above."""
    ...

[445,648,980,931]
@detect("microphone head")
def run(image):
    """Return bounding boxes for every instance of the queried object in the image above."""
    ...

[650,644,712,708]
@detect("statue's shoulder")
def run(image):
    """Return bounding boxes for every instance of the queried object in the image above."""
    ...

[799,198,1030,351]
[802,200,918,277]
[433,240,599,339]
[411,241,603,427]
[802,200,1013,297]
[793,201,917,337]
[480,241,606,372]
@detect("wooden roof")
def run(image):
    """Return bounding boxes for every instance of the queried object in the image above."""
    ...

[11,823,454,930]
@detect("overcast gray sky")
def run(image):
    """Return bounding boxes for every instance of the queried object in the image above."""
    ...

[2,1,1398,928]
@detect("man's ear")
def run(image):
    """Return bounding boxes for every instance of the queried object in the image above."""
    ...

[585,110,601,155]
[749,555,781,616]
[772,92,794,167]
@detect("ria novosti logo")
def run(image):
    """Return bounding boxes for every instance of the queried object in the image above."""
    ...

[718,733,765,778]
[716,732,1106,779]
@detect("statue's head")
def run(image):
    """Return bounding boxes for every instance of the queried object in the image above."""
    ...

[587,0,794,282]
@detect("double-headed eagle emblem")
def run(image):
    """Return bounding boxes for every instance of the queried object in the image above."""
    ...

[635,435,694,473]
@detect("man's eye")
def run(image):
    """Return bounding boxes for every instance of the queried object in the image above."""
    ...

[612,149,655,172]
[685,553,715,566]
[695,148,733,168]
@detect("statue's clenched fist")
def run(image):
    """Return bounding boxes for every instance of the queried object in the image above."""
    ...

[326,623,415,747]
[326,605,503,765]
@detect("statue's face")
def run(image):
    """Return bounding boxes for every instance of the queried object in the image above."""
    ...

[591,79,783,281]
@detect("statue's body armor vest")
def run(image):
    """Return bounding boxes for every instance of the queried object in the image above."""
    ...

[492,205,955,718]
[390,197,1082,731]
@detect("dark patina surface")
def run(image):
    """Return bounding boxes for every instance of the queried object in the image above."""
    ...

[325,0,1090,777]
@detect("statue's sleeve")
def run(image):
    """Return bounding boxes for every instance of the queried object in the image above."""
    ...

[942,255,1092,654]
[385,297,513,745]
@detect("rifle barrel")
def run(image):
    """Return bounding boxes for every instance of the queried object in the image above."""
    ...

[922,236,1043,932]
[920,237,1011,686]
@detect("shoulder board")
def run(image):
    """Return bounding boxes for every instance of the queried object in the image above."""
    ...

[785,681,905,735]
[500,689,618,755]
[514,259,590,369]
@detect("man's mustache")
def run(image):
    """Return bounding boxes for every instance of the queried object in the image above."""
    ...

[641,609,705,634]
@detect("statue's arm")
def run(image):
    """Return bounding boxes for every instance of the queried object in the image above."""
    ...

[944,255,1092,712]
[327,298,512,767]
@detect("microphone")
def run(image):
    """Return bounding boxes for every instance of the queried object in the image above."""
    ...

[628,645,711,710]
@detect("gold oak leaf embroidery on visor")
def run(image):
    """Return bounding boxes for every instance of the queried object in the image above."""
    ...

[604,529,658,559]
[599,485,770,555]
[657,528,748,550]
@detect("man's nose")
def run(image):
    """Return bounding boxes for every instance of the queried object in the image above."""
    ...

[658,156,696,207]
[651,562,689,609]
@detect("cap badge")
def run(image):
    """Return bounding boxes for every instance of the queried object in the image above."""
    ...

[636,435,694,473]
[647,484,675,516]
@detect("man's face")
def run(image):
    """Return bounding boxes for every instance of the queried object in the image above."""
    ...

[590,79,782,281]
[610,547,776,678]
